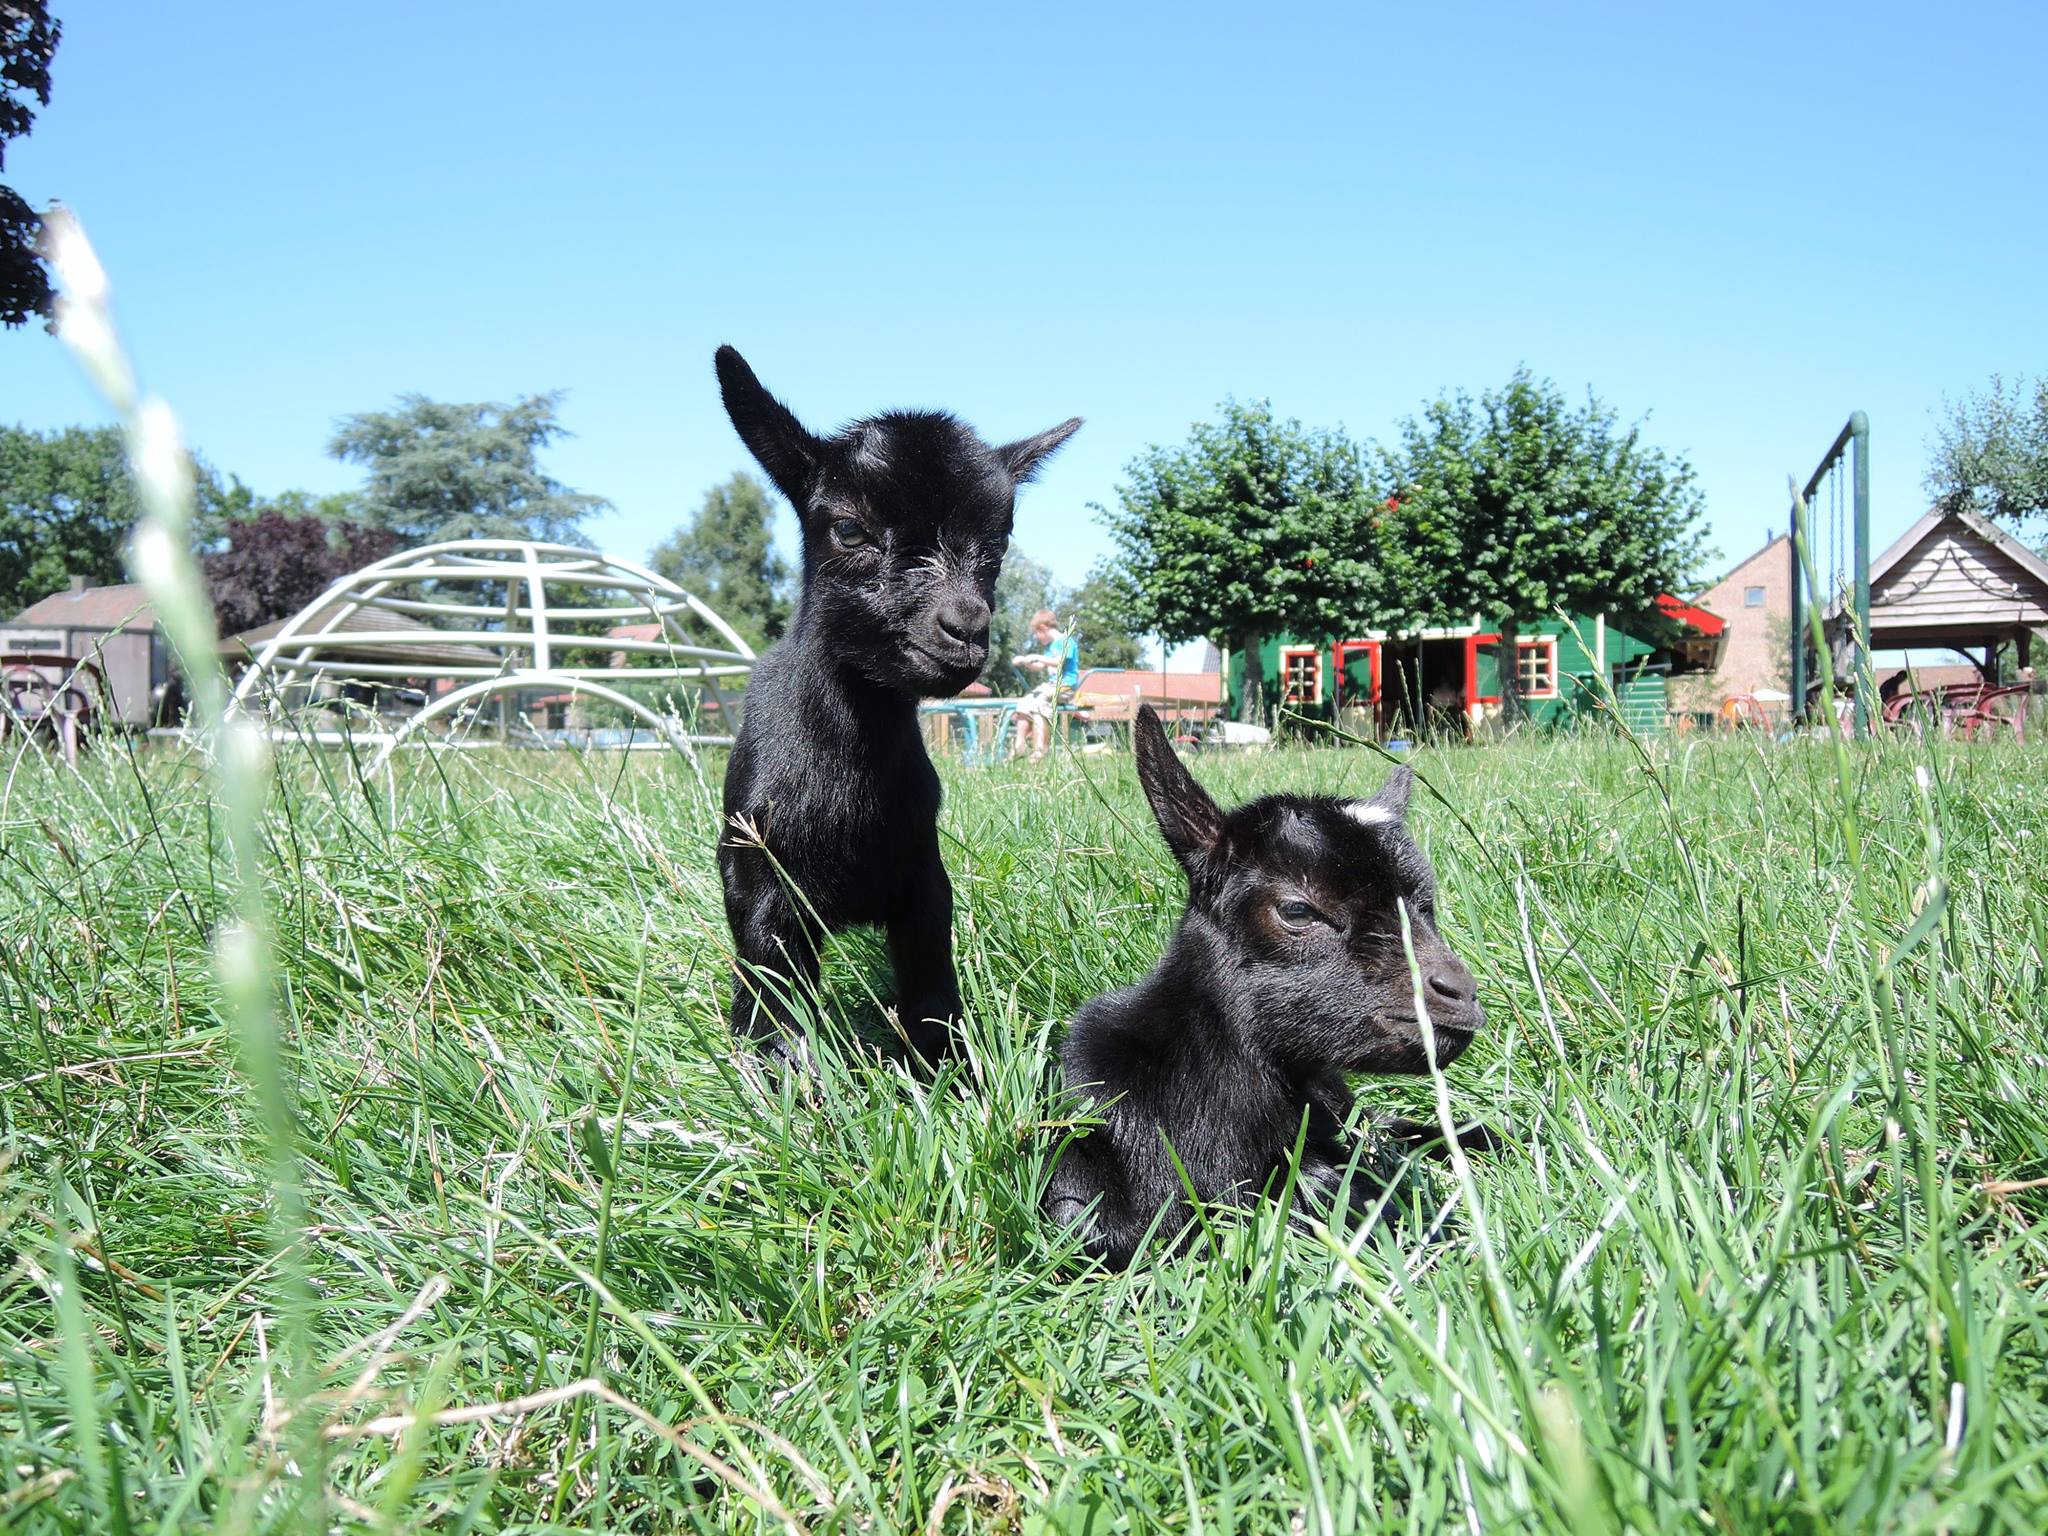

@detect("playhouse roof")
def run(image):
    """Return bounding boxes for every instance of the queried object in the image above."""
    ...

[1657,594,1726,636]
[11,582,158,630]
[1868,503,2048,592]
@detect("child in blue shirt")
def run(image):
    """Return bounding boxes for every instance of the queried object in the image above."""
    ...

[1012,609,1079,761]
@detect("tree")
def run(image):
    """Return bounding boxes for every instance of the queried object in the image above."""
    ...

[1,2,59,330]
[1374,371,1709,717]
[203,510,401,637]
[263,487,366,526]
[987,545,1060,689]
[0,424,242,616]
[1065,568,1145,671]
[329,392,607,546]
[1097,399,1381,721]
[1761,608,1793,695]
[1926,374,2048,534]
[1,424,135,614]
[647,471,791,650]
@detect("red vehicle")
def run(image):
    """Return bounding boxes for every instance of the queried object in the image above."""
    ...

[1,654,111,765]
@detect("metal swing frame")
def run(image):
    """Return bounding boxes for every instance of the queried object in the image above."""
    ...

[1788,411,1872,737]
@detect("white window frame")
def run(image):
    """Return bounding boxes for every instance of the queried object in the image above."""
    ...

[1744,586,1767,607]
[1515,637,1560,699]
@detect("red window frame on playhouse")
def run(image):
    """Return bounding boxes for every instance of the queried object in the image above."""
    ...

[1458,634,1564,712]
[1331,639,1382,709]
[1279,646,1322,706]
[1461,633,1561,710]
[1465,633,1501,714]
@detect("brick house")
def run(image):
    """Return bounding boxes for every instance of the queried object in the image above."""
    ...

[1670,534,1792,710]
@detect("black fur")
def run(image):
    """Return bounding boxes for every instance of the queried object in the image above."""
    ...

[1045,706,1489,1268]
[714,345,1080,1061]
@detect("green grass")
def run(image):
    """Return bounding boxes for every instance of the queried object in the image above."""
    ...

[3,726,2047,1533]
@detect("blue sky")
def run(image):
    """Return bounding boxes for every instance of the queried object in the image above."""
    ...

[6,2,2043,596]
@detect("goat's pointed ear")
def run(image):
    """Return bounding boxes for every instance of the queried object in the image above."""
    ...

[715,346,822,504]
[1134,704,1223,874]
[995,416,1082,485]
[1370,762,1414,821]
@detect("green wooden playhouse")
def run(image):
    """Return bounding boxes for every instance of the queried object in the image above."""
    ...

[1224,600,1724,738]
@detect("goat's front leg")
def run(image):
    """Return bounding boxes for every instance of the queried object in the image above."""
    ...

[1379,1115,1510,1156]
[723,850,824,1064]
[1278,1138,1383,1232]
[1043,1137,1141,1269]
[884,835,963,1061]
[1293,1093,1393,1231]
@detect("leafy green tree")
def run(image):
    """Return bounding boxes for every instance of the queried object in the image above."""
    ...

[1,2,59,330]
[648,471,791,650]
[329,392,606,546]
[0,423,131,613]
[0,423,241,616]
[1065,568,1145,671]
[1375,370,1708,717]
[1927,374,2048,534]
[988,545,1060,689]
[1761,608,1793,694]
[262,487,366,526]
[1097,399,1381,721]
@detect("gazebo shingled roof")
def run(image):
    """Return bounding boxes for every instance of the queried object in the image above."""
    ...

[1830,504,2048,662]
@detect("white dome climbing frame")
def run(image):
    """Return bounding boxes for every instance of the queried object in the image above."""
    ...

[224,539,756,772]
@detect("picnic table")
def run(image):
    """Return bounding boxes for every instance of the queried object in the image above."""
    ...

[921,674,1222,764]
[919,697,1024,765]
[1067,677,1219,745]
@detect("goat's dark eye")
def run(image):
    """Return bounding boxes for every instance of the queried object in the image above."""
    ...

[830,518,870,549]
[1276,899,1328,928]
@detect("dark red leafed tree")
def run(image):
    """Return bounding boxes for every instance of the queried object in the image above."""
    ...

[203,512,401,638]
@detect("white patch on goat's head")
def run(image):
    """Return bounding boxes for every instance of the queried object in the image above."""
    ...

[851,425,892,475]
[912,536,971,583]
[1342,801,1396,828]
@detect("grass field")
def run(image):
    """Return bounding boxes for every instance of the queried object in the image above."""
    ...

[3,723,2047,1533]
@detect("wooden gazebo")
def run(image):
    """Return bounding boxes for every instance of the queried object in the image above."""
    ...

[1834,504,2048,675]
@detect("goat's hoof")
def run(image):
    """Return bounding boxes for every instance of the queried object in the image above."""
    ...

[749,1031,814,1073]
[897,1012,961,1064]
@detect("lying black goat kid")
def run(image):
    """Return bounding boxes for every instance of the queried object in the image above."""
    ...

[1045,706,1490,1267]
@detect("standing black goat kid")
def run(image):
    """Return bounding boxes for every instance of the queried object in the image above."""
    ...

[1045,706,1489,1268]
[713,346,1081,1061]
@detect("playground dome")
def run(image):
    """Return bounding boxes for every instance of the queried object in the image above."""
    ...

[223,539,756,770]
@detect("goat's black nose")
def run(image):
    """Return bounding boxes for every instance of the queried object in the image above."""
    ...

[932,593,991,648]
[1426,966,1476,1006]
